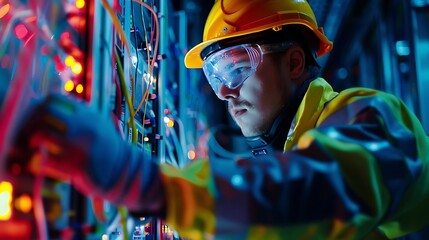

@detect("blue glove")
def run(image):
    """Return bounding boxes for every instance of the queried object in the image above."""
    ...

[24,94,165,213]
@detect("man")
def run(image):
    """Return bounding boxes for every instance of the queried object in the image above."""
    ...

[22,0,429,239]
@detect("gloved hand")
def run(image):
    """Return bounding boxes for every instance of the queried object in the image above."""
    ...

[21,94,165,213]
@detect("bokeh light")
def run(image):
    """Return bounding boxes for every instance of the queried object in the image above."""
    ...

[14,24,28,40]
[76,0,85,9]
[64,80,75,92]
[71,62,82,74]
[15,194,32,214]
[76,84,84,94]
[0,3,10,19]
[0,181,13,220]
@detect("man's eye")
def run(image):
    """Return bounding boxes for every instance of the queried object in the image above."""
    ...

[231,66,250,75]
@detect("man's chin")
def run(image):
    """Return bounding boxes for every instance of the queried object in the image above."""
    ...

[233,116,266,137]
[239,125,265,138]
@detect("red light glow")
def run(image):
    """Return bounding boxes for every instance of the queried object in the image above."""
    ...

[0,220,32,239]
[55,62,66,72]
[54,55,66,72]
[60,32,70,41]
[14,24,28,40]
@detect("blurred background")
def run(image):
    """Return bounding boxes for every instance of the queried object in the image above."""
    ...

[0,0,428,239]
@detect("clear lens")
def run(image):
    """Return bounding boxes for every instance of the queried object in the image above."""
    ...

[202,42,296,94]
[202,44,263,94]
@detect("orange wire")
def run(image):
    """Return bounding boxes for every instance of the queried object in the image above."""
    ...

[101,0,160,138]
[132,0,159,73]
[131,0,160,117]
[101,0,136,104]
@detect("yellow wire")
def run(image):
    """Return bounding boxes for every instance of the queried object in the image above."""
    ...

[101,0,140,143]
[115,47,138,144]
[101,0,136,107]
[119,207,129,240]
[101,0,160,144]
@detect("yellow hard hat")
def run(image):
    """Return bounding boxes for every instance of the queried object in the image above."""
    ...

[184,0,333,68]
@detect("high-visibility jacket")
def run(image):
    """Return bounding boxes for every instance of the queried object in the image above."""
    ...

[160,78,429,239]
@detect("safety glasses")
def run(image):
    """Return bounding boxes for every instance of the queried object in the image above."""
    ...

[202,42,295,94]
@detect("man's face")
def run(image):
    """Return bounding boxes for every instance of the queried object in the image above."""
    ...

[216,53,294,137]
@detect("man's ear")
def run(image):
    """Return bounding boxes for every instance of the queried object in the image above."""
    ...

[286,46,305,79]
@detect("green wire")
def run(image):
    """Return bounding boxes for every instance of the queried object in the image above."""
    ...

[114,47,138,144]
[119,207,129,240]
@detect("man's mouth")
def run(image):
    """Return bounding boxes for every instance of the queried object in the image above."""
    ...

[231,108,247,118]
[229,100,250,119]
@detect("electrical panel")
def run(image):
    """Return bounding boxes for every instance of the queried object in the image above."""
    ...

[0,0,206,239]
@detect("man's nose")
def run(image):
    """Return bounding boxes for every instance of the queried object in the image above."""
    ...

[216,84,240,101]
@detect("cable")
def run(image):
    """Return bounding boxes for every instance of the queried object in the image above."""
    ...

[127,0,161,142]
[138,2,152,135]
[119,207,129,240]
[114,47,138,143]
[131,1,139,104]
[173,117,189,166]
[101,0,136,116]
[139,3,152,78]
[33,149,49,240]
[100,1,160,144]
[100,34,123,119]
[101,0,145,143]
[100,0,133,67]
[166,122,185,167]
[164,133,179,167]
[131,0,160,117]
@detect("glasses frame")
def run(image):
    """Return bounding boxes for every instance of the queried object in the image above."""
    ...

[202,41,297,94]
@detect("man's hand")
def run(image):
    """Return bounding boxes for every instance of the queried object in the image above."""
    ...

[22,94,129,196]
[15,93,165,214]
